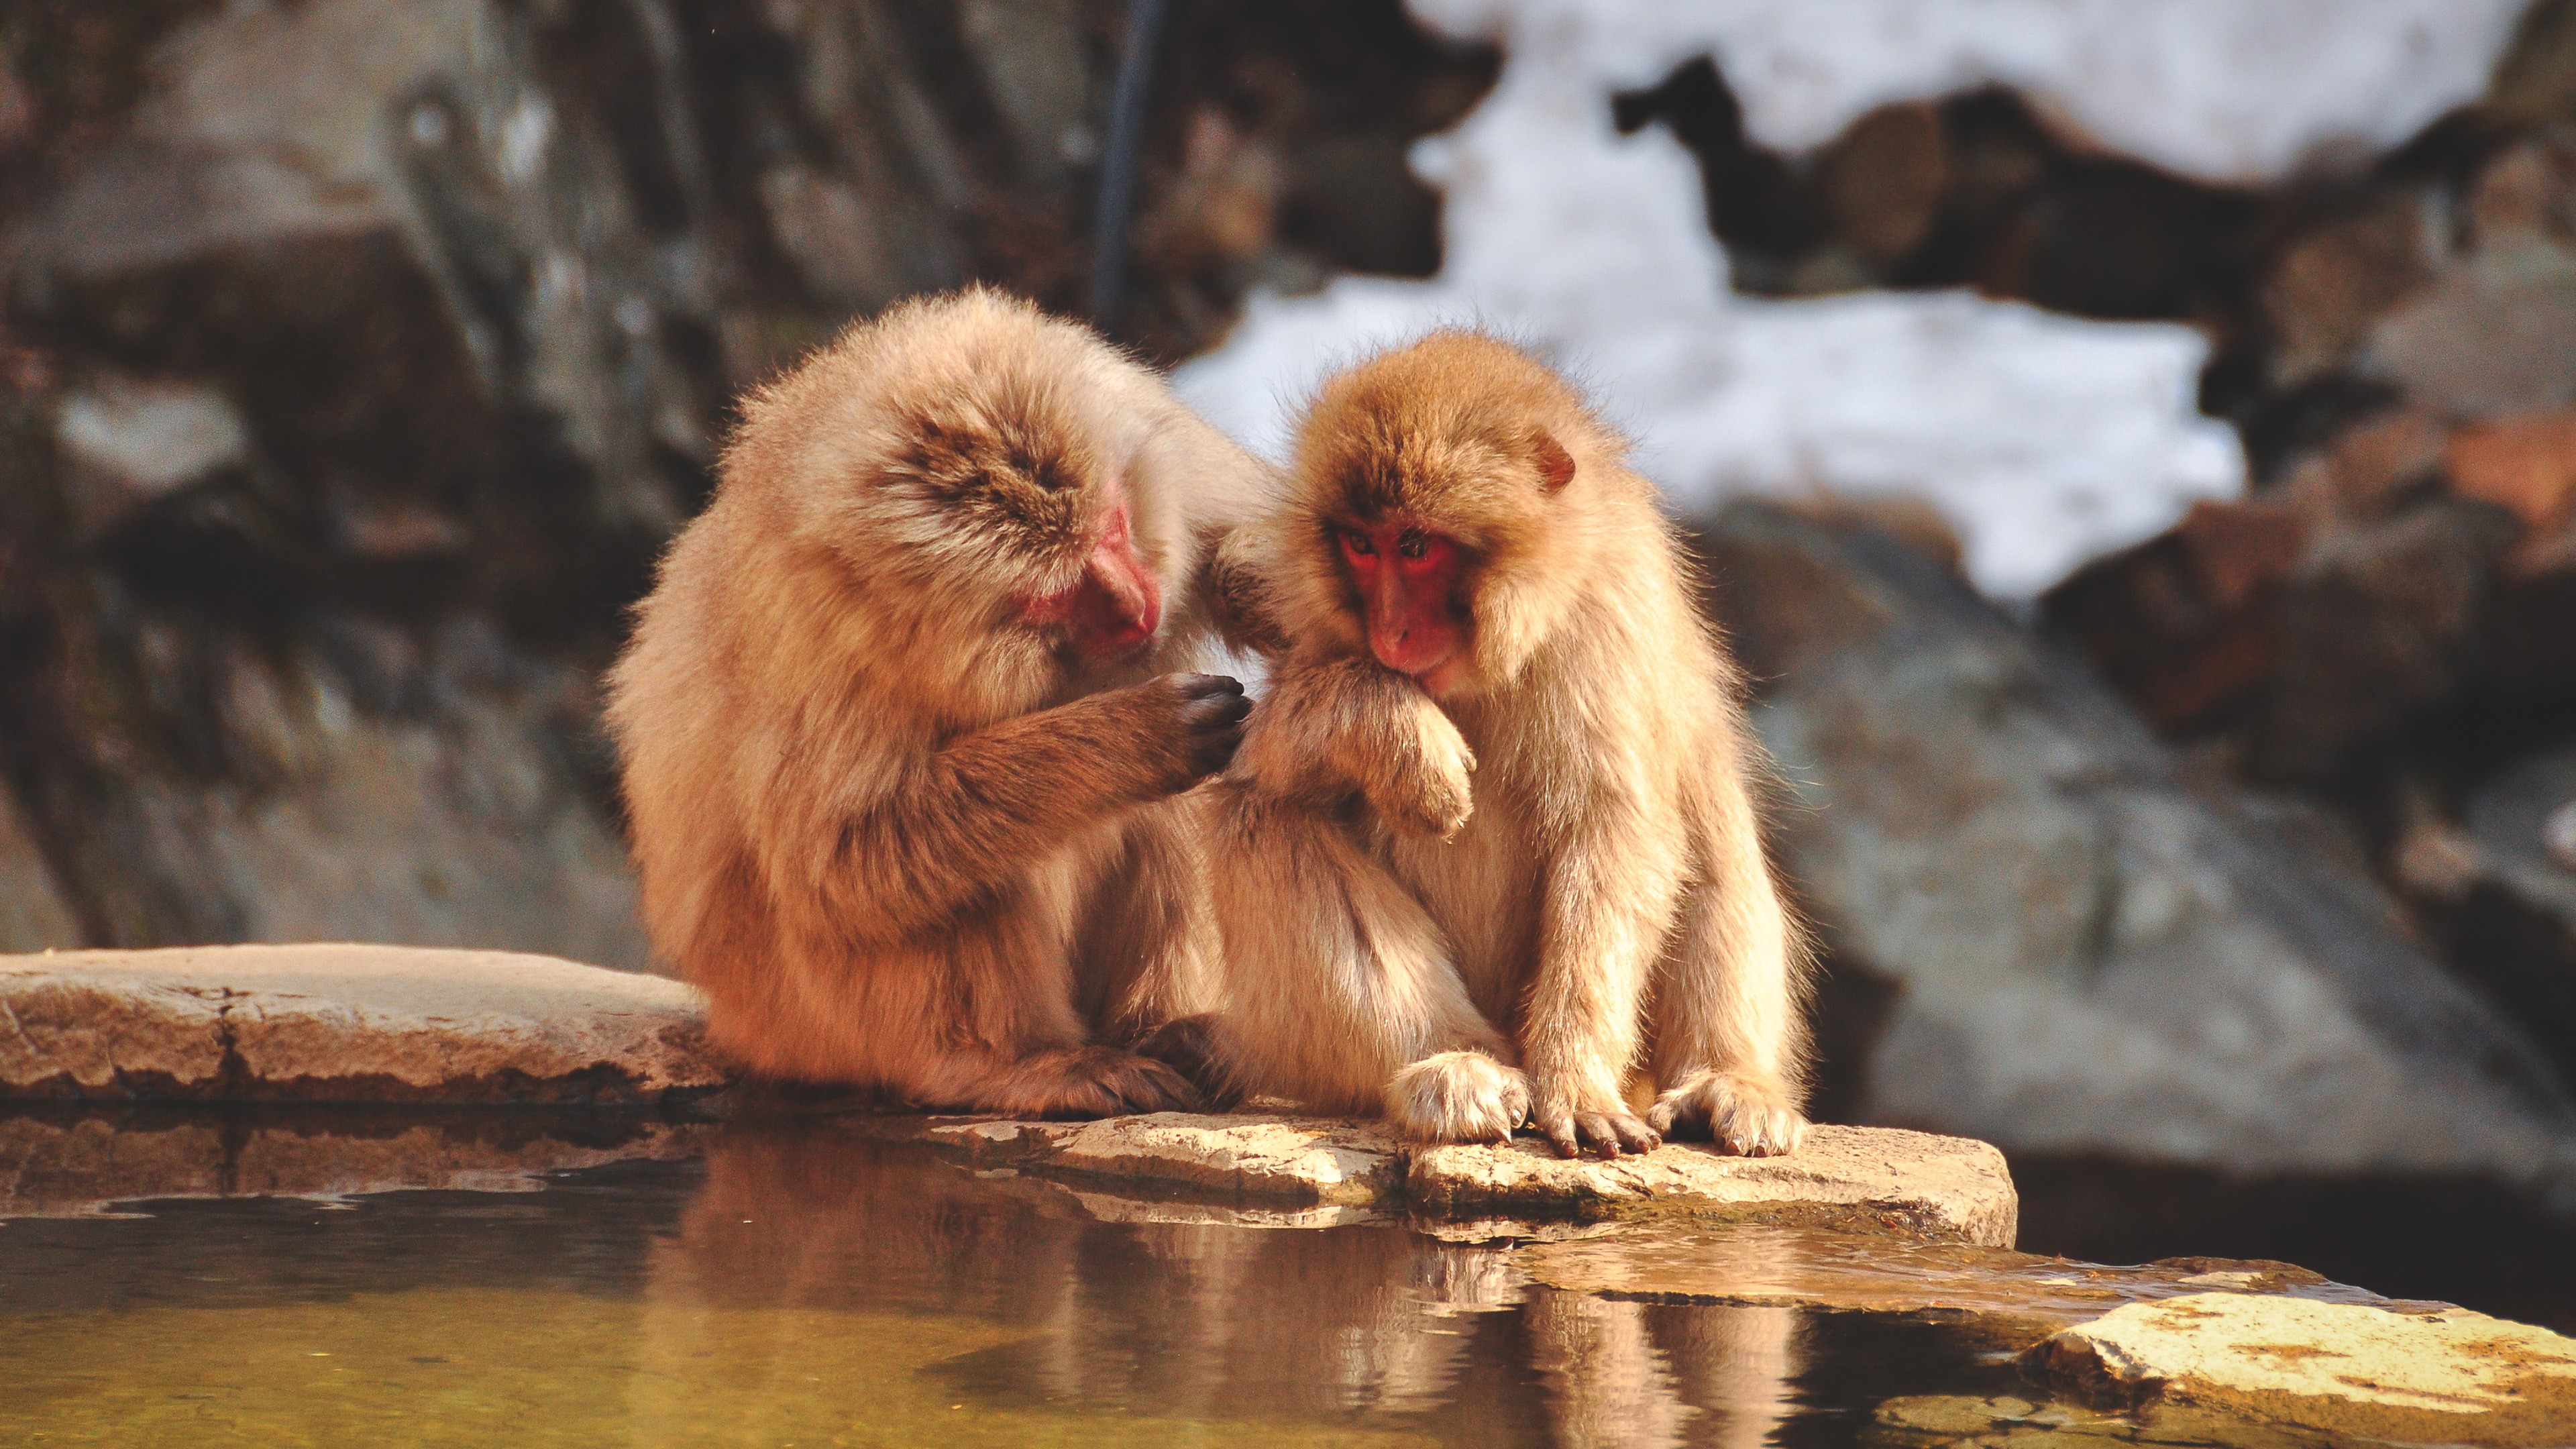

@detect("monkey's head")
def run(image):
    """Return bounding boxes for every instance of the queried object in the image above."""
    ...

[745,288,1190,675]
[1279,331,1617,699]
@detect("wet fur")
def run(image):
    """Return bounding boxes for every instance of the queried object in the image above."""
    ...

[607,289,1269,1114]
[1208,331,1813,1155]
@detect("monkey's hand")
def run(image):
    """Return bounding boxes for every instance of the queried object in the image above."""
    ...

[1385,1051,1529,1144]
[1114,672,1252,791]
[1529,1076,1663,1160]
[1364,696,1476,841]
[1648,1069,1807,1157]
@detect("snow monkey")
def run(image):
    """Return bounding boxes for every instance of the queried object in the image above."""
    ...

[607,288,1271,1116]
[1208,331,1811,1158]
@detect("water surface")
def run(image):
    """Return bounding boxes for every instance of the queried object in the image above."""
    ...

[1,1122,2043,1448]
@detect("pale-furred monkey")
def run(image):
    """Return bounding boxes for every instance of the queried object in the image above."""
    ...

[1208,331,1811,1158]
[606,288,1271,1116]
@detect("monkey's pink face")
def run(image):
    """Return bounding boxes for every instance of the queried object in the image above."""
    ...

[1016,474,1163,661]
[1336,520,1470,696]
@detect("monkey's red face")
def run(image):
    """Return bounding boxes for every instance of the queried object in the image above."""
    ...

[1018,476,1163,661]
[1337,520,1470,695]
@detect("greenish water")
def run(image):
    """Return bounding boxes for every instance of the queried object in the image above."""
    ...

[0,1122,2051,1448]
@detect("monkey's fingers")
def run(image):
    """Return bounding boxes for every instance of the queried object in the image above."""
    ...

[1089,1051,1206,1114]
[1132,1015,1241,1111]
[1533,1106,1595,1160]
[1165,672,1248,706]
[1570,1112,1662,1159]
[1650,1073,1808,1157]
[1169,674,1253,778]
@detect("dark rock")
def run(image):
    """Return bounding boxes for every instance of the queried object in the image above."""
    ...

[2398,744,2576,1085]
[2448,410,2576,537]
[2364,233,2576,416]
[0,1,1487,955]
[2251,498,2522,780]
[2042,497,2311,736]
[1696,502,2576,1189]
[2261,198,2435,388]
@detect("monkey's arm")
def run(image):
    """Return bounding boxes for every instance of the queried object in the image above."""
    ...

[776,675,1247,947]
[1198,526,1295,662]
[1230,653,1474,839]
[1520,773,1690,1159]
[1643,752,1812,1156]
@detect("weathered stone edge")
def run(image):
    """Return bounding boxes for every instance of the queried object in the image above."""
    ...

[890,1114,2018,1246]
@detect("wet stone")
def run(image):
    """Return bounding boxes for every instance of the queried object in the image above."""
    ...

[899,1114,2019,1244]
[2025,1293,2576,1448]
[1513,1224,2433,1345]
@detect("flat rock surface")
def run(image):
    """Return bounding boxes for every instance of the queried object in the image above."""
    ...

[2026,1292,2576,1446]
[903,1114,2017,1245]
[1516,1226,2420,1342]
[0,945,725,1104]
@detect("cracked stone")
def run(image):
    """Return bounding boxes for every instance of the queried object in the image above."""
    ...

[0,944,725,1104]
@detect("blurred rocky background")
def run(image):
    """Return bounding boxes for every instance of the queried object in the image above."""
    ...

[3,0,2575,1320]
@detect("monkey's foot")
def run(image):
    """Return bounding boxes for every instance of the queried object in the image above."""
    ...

[1131,1014,1242,1111]
[1529,1080,1662,1160]
[1386,1051,1529,1144]
[980,1046,1206,1119]
[1648,1070,1807,1157]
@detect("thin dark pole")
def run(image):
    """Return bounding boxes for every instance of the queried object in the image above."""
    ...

[1090,0,1169,331]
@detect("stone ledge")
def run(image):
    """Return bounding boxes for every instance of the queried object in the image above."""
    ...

[898,1113,2018,1246]
[0,945,727,1105]
[1,947,2014,1242]
[2024,1293,2576,1448]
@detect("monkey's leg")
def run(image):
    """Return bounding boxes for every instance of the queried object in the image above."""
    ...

[1522,812,1690,1159]
[1644,775,1812,1157]
[1210,785,1522,1141]
[855,906,1208,1119]
[1072,795,1238,1108]
[729,845,1205,1117]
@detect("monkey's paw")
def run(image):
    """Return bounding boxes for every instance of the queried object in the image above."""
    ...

[1373,707,1476,840]
[998,1046,1207,1118]
[1529,1081,1663,1160]
[1648,1070,1807,1157]
[1131,1014,1243,1112]
[1140,673,1253,789]
[1385,1051,1529,1144]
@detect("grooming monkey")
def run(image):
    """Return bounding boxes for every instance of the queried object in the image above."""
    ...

[1208,331,1811,1158]
[607,288,1267,1116]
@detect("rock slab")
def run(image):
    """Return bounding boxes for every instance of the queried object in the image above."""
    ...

[1699,502,2576,1186]
[917,1114,2017,1246]
[2027,1292,2576,1447]
[0,945,726,1104]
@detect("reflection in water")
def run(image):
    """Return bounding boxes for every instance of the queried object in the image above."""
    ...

[0,1119,2013,1447]
[651,1126,1809,1448]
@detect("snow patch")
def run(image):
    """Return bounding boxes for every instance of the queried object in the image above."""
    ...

[1180,0,2474,594]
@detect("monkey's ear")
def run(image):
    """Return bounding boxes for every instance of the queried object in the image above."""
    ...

[1532,431,1576,492]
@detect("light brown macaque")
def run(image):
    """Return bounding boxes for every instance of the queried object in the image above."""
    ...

[1208,331,1813,1158]
[606,288,1270,1116]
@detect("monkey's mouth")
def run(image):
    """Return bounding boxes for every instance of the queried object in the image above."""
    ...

[1414,654,1470,698]
[1021,574,1163,659]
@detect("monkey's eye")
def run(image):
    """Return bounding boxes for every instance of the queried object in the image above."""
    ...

[1341,529,1377,557]
[1397,528,1430,559]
